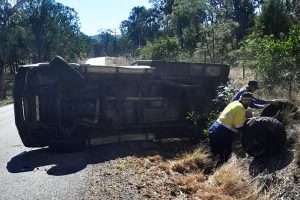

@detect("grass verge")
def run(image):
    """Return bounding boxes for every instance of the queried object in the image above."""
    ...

[0,96,13,107]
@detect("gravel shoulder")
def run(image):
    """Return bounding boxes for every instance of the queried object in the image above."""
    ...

[85,139,198,200]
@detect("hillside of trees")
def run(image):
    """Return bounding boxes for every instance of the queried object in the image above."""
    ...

[0,0,300,100]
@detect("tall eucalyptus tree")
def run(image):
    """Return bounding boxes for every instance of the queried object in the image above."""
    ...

[24,0,83,62]
[120,6,160,51]
[0,0,26,99]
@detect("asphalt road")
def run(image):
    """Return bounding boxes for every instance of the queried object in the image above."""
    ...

[0,104,92,200]
[84,57,106,65]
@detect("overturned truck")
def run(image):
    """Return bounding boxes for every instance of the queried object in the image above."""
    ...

[14,56,230,152]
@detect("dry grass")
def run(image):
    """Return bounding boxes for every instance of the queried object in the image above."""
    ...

[255,86,300,106]
[170,155,266,199]
[175,173,207,194]
[89,145,270,199]
[210,156,265,200]
[229,67,255,88]
[172,147,214,174]
[105,56,132,66]
[147,155,162,163]
[158,163,172,174]
[293,91,300,106]
[229,67,300,105]
[288,123,300,166]
[153,147,265,199]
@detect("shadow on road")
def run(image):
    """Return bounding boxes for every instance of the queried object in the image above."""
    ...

[6,139,199,176]
[6,148,88,176]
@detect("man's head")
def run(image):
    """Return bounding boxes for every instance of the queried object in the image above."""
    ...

[247,80,259,92]
[239,92,253,109]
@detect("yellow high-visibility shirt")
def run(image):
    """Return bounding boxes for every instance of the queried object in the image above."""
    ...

[218,101,246,131]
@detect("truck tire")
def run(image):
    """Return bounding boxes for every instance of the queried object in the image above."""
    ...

[241,117,286,157]
[49,137,86,153]
[260,100,300,122]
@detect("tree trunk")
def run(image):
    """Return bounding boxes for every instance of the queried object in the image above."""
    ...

[0,57,6,100]
[212,28,215,63]
[0,70,6,100]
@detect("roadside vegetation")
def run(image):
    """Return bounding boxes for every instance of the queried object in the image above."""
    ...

[0,96,13,107]
[0,74,14,106]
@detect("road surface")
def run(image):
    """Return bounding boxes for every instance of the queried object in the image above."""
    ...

[84,57,106,65]
[0,104,92,200]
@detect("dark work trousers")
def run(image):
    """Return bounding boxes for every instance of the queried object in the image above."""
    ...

[208,121,234,162]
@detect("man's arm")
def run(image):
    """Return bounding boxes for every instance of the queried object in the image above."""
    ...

[249,96,271,108]
[232,89,245,101]
[253,96,268,105]
[249,101,266,109]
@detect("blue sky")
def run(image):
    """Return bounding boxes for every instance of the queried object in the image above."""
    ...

[56,0,151,36]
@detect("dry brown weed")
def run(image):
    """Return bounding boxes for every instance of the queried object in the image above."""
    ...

[210,156,263,200]
[172,147,214,174]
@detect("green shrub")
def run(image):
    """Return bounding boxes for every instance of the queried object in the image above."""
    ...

[137,37,179,61]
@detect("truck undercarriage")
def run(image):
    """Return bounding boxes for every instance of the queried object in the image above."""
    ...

[13,56,229,152]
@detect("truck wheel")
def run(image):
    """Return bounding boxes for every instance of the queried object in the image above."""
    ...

[260,100,300,122]
[241,117,286,157]
[49,137,86,153]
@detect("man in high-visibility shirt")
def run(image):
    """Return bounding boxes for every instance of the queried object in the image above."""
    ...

[208,92,253,163]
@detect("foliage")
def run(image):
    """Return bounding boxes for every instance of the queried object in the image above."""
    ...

[120,6,160,49]
[201,82,236,136]
[230,0,256,44]
[137,37,179,60]
[231,32,262,69]
[23,0,89,62]
[235,0,299,100]
[193,19,239,63]
[285,0,300,24]
[255,26,300,99]
[1,0,92,65]
[0,0,93,99]
[186,111,200,126]
[187,82,236,137]
[93,29,116,56]
[258,0,291,39]
[0,1,27,99]
[212,83,237,111]
[170,0,205,53]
